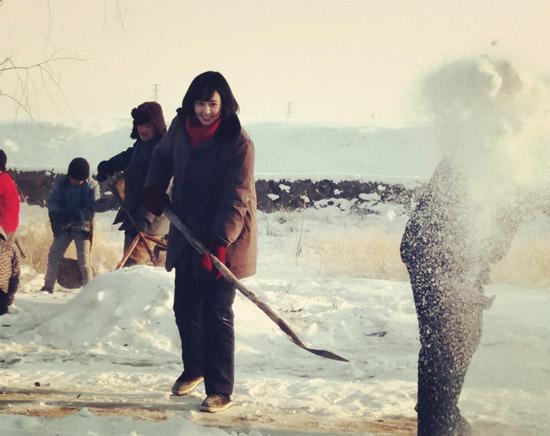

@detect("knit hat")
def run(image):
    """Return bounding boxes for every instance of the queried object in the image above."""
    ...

[0,150,6,172]
[67,157,90,181]
[130,101,167,139]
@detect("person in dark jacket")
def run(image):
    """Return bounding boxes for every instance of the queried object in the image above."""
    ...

[96,101,168,266]
[144,71,257,413]
[42,158,100,293]
[401,159,520,436]
[0,226,20,315]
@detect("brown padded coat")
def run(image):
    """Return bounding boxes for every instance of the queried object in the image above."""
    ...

[145,114,257,279]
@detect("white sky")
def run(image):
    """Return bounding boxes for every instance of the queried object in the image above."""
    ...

[1,0,550,128]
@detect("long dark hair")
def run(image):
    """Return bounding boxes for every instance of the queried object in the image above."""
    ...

[177,71,241,139]
[0,149,6,172]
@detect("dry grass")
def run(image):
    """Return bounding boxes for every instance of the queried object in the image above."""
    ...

[268,210,550,287]
[491,238,550,287]
[18,221,54,274]
[17,222,121,275]
[303,228,409,281]
[18,206,550,289]
[306,227,550,287]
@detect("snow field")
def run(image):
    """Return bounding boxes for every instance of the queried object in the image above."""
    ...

[0,204,549,435]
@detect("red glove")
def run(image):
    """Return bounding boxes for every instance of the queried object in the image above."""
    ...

[200,244,227,280]
[144,187,169,216]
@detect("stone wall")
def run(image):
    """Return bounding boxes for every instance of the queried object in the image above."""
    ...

[10,170,418,213]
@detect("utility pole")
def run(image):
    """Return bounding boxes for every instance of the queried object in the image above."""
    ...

[287,101,292,120]
[153,83,159,101]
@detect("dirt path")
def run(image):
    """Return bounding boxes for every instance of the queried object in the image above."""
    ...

[0,387,416,435]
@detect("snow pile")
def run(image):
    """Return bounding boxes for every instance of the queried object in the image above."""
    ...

[21,267,179,360]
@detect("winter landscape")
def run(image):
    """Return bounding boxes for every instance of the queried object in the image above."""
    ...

[2,2,550,435]
[2,96,550,435]
[0,192,548,435]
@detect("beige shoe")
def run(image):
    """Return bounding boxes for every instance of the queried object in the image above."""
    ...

[171,374,204,396]
[200,394,233,413]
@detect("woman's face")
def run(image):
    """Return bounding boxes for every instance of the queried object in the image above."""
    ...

[194,91,222,126]
[137,123,156,141]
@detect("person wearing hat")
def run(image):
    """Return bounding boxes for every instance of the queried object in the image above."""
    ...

[96,101,168,266]
[0,149,21,241]
[41,157,100,293]
[0,225,20,315]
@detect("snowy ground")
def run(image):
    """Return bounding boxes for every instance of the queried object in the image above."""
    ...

[0,205,549,435]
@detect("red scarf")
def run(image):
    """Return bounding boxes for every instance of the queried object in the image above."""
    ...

[185,116,221,149]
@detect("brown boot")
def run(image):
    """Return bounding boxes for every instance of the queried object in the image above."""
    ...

[200,394,233,413]
[171,373,204,396]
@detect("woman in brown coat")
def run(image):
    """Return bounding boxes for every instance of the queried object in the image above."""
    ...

[145,71,256,413]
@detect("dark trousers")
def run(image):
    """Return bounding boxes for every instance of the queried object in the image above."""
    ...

[407,267,483,436]
[0,289,15,314]
[174,258,236,396]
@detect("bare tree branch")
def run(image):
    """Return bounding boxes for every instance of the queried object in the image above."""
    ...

[0,52,85,121]
[0,55,83,73]
[1,2,123,121]
[0,91,36,121]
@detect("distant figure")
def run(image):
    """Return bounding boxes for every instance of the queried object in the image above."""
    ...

[96,102,168,266]
[401,160,519,436]
[0,149,21,240]
[145,71,257,413]
[42,158,100,293]
[0,226,20,315]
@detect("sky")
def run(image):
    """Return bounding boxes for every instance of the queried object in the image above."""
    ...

[1,0,550,129]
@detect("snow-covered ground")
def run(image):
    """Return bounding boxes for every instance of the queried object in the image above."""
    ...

[0,204,549,435]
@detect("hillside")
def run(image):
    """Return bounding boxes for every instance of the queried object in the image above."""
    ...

[1,121,440,182]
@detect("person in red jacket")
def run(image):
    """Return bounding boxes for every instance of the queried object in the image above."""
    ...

[0,150,20,240]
